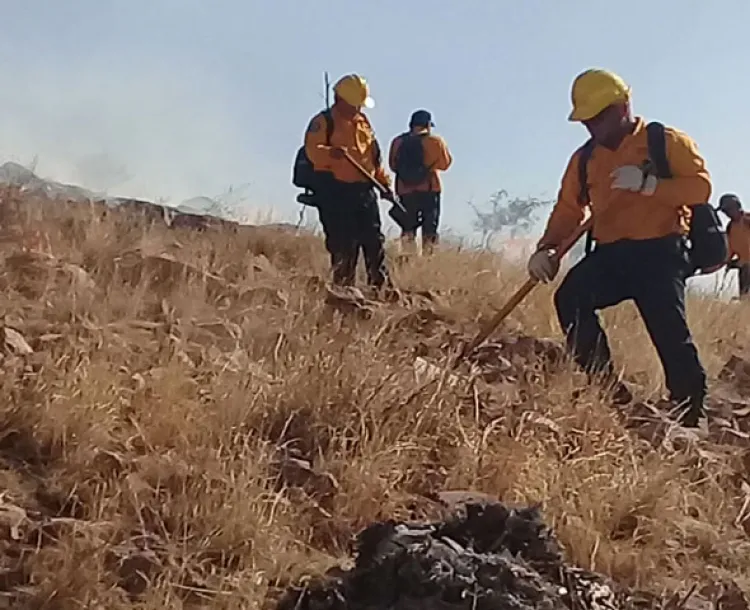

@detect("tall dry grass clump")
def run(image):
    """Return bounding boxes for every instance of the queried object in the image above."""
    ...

[0,186,749,608]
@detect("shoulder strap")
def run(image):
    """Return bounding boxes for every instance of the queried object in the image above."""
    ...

[575,139,596,256]
[322,109,334,146]
[356,113,382,168]
[394,133,407,160]
[577,138,595,205]
[645,121,672,179]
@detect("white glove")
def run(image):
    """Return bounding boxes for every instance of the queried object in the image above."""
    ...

[610,165,657,196]
[527,249,559,282]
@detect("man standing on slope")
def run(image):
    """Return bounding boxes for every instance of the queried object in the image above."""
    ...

[303,73,392,290]
[527,68,710,428]
[388,110,453,256]
[717,193,750,299]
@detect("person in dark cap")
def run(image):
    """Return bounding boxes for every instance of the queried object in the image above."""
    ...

[717,193,750,298]
[388,110,453,255]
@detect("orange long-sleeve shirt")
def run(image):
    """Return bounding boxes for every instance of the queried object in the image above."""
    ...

[303,104,391,188]
[538,117,712,250]
[728,213,750,263]
[388,130,453,195]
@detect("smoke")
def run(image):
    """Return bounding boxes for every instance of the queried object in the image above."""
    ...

[0,52,253,208]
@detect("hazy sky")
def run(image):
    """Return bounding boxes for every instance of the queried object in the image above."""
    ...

[1,0,748,248]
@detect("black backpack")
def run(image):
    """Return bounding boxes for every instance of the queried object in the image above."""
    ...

[577,121,727,275]
[292,109,334,191]
[394,132,430,186]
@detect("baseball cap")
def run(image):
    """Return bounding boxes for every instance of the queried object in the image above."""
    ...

[718,193,742,211]
[409,109,434,128]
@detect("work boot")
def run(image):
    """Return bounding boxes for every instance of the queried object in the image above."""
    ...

[672,396,706,428]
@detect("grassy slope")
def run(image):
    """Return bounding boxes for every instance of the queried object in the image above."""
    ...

[0,188,749,608]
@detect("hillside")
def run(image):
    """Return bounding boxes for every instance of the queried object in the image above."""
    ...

[0,186,750,609]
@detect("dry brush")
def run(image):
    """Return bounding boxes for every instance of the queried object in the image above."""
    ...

[0,188,748,608]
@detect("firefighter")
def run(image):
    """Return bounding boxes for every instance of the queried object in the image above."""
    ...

[717,193,750,298]
[527,68,711,427]
[388,110,453,255]
[303,74,392,290]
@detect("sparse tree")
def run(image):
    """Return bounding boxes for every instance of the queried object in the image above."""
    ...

[469,189,554,249]
[196,182,253,222]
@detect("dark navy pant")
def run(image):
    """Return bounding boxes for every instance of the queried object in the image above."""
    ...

[554,235,707,405]
[401,191,441,245]
[317,182,390,288]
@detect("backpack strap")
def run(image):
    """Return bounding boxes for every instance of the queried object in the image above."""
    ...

[395,131,412,160]
[576,122,671,257]
[645,121,672,179]
[576,138,595,255]
[356,113,383,170]
[403,131,434,171]
[372,136,383,168]
[577,138,595,205]
[322,109,334,147]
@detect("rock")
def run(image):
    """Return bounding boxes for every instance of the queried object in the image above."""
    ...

[2,327,33,356]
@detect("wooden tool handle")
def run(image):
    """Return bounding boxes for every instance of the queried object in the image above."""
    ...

[315,144,405,212]
[455,216,593,364]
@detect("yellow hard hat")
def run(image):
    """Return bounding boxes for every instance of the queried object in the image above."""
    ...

[333,74,375,109]
[568,69,631,122]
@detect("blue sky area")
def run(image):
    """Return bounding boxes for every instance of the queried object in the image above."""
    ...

[1,0,748,254]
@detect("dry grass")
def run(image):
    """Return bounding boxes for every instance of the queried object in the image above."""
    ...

[0,186,749,608]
